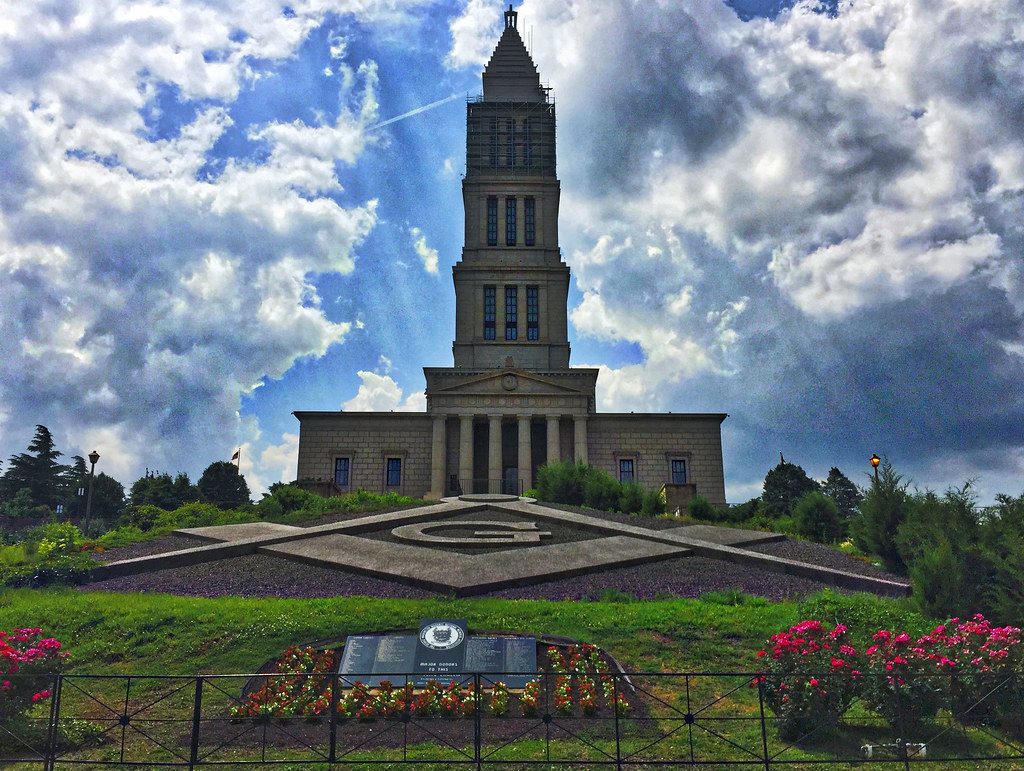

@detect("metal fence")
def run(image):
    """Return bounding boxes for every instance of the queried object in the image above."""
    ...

[3,670,1024,769]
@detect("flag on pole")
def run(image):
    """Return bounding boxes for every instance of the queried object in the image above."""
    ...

[231,449,240,462]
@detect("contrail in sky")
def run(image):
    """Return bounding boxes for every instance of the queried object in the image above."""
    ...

[367,92,463,132]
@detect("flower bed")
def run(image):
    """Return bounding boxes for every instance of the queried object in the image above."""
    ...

[230,643,631,721]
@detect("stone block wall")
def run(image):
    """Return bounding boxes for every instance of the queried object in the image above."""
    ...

[294,412,433,498]
[586,414,727,507]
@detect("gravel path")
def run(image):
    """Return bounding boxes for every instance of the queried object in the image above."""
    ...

[82,546,861,601]
[746,538,901,580]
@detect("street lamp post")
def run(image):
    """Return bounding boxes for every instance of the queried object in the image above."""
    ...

[83,450,100,536]
[870,453,881,482]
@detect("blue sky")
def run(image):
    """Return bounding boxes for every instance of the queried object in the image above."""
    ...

[1,0,1023,503]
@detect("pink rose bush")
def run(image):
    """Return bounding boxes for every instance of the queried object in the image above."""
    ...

[0,628,68,722]
[758,614,1024,739]
[755,620,860,740]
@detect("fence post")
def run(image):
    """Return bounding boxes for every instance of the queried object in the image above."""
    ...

[474,673,482,770]
[893,677,910,771]
[329,672,338,764]
[43,673,63,771]
[613,673,622,771]
[757,676,770,771]
[189,676,203,770]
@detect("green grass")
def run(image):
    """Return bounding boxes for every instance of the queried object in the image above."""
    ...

[0,589,817,675]
[3,590,1020,769]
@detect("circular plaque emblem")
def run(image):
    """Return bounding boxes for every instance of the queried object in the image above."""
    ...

[501,374,518,391]
[419,622,466,650]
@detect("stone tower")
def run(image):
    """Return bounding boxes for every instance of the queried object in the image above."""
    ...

[294,6,728,509]
[452,5,569,371]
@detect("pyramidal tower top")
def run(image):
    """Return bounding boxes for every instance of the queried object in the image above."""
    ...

[482,5,547,102]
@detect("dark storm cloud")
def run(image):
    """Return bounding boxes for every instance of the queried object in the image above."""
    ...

[514,0,1024,499]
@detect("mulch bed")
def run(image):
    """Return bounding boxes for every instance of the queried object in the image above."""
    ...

[82,504,903,600]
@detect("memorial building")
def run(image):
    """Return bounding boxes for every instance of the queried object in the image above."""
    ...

[294,7,727,507]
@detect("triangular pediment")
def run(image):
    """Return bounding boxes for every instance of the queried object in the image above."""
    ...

[432,370,587,396]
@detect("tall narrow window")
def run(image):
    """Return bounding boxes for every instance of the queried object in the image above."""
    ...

[489,118,498,168]
[619,458,635,483]
[505,286,518,340]
[334,457,350,487]
[483,286,496,340]
[524,197,536,246]
[670,459,687,485]
[506,118,515,167]
[527,286,539,341]
[505,197,517,246]
[486,196,498,246]
[386,458,402,487]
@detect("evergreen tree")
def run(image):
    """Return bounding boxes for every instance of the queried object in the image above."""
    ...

[850,459,911,573]
[129,471,199,510]
[198,461,251,508]
[821,467,862,520]
[0,425,64,508]
[761,459,819,518]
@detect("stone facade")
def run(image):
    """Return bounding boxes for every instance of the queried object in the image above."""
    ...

[293,8,728,507]
[294,413,432,498]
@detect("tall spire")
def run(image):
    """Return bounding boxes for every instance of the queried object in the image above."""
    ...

[483,6,546,102]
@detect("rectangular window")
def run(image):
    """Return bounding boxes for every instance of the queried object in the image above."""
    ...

[671,459,687,485]
[486,196,498,246]
[527,286,539,341]
[334,457,350,487]
[386,457,402,487]
[524,197,535,246]
[489,118,498,168]
[506,118,515,167]
[483,285,496,340]
[506,197,517,246]
[505,286,518,340]
[619,459,635,483]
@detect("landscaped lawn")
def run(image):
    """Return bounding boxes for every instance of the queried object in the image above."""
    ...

[4,588,1022,768]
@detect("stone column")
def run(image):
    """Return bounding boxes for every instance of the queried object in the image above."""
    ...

[546,415,561,466]
[517,415,532,493]
[574,415,588,465]
[429,414,446,499]
[459,415,474,494]
[488,414,503,493]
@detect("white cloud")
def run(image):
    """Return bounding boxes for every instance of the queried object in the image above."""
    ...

[238,432,300,497]
[409,225,440,273]
[342,371,426,412]
[445,0,503,69]
[0,0,434,487]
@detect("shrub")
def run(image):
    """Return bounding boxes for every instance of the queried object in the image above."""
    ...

[617,482,644,514]
[0,628,68,721]
[797,590,927,640]
[792,492,844,544]
[860,629,944,730]
[536,460,586,505]
[639,489,665,517]
[582,468,622,512]
[688,495,719,522]
[3,552,95,588]
[757,620,859,741]
[35,522,84,559]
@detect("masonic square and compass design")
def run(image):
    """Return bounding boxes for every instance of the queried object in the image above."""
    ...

[91,497,910,597]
